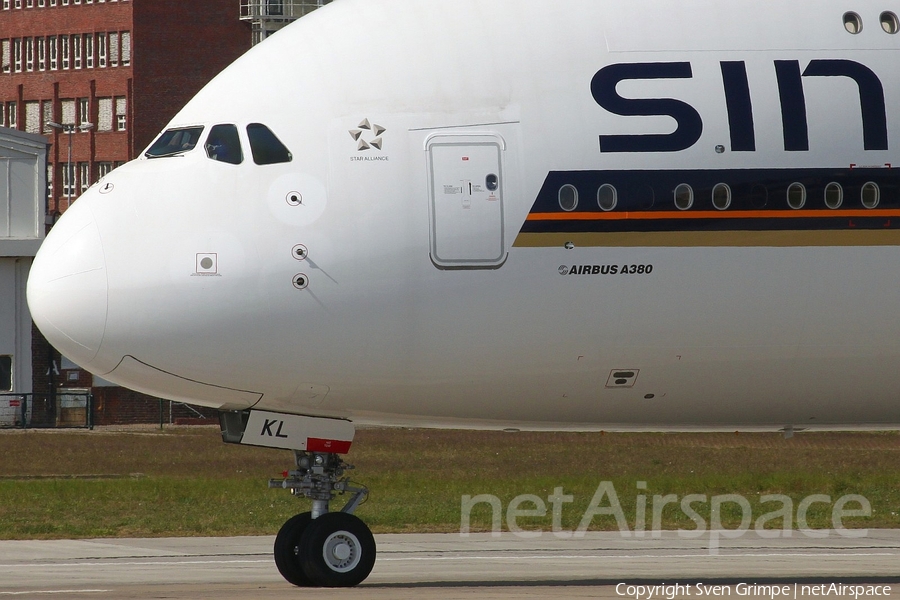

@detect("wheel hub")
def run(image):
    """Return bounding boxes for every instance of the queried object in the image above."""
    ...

[323,531,361,572]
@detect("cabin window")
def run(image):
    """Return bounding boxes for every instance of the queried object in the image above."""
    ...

[880,12,898,34]
[824,182,843,209]
[843,12,862,34]
[674,183,693,210]
[246,123,292,165]
[712,183,732,210]
[145,126,204,158]
[787,183,806,209]
[205,124,243,165]
[0,356,11,392]
[597,184,617,211]
[558,184,578,211]
[861,182,880,209]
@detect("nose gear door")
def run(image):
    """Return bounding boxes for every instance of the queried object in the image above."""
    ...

[427,134,506,269]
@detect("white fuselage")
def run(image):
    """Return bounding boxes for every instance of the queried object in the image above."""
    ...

[27,0,900,430]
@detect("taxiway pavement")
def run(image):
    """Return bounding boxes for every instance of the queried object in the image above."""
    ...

[1,530,898,599]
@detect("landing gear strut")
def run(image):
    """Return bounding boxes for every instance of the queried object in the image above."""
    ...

[270,450,374,587]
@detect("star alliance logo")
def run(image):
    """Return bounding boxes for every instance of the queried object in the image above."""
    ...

[349,118,386,151]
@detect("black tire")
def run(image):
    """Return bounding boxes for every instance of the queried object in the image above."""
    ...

[273,512,316,587]
[299,512,376,587]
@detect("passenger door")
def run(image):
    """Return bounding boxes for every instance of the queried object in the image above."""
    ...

[427,134,506,269]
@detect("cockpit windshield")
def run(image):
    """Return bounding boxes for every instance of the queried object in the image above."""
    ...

[247,123,293,165]
[145,127,204,158]
[205,124,243,165]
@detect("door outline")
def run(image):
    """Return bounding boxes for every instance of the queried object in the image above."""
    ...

[426,133,507,270]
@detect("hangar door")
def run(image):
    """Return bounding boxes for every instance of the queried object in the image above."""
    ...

[427,134,506,269]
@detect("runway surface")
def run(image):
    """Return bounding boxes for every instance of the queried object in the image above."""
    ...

[1,530,898,599]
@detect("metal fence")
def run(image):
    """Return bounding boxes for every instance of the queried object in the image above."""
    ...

[0,391,93,429]
[239,0,331,20]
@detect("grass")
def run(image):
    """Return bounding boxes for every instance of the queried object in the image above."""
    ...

[0,427,898,539]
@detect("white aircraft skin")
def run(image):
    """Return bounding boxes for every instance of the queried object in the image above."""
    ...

[25,0,900,587]
[27,0,900,431]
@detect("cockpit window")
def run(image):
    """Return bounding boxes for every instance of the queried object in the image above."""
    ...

[145,126,204,158]
[247,123,293,165]
[205,124,244,165]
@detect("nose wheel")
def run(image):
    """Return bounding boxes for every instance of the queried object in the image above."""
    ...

[274,511,376,587]
[273,512,314,586]
[271,451,374,587]
[301,513,376,586]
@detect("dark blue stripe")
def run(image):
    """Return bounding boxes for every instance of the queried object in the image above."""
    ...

[524,168,900,234]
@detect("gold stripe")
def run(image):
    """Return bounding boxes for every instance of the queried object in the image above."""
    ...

[512,230,900,248]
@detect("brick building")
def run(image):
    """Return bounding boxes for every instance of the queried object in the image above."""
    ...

[1,0,252,217]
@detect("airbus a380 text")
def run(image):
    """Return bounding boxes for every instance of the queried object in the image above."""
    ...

[26,0,900,587]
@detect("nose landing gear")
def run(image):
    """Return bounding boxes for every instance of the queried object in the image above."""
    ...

[270,450,374,587]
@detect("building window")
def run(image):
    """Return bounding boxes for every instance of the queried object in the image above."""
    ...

[78,98,89,126]
[7,102,16,128]
[2,0,9,10]
[61,98,75,125]
[61,163,74,197]
[1,356,12,392]
[60,35,69,69]
[73,34,81,69]
[79,162,89,192]
[2,39,9,73]
[98,161,112,179]
[37,36,45,70]
[25,37,33,71]
[115,97,126,131]
[109,32,118,67]
[13,38,22,72]
[25,101,40,134]
[38,0,44,6]
[266,0,283,16]
[84,34,93,68]
[26,0,32,7]
[47,164,53,199]
[42,100,53,133]
[97,33,106,67]
[121,31,130,65]
[97,97,112,131]
[48,35,57,70]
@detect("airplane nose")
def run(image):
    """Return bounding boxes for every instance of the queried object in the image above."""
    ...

[27,201,109,370]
